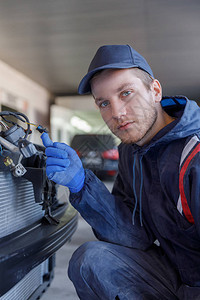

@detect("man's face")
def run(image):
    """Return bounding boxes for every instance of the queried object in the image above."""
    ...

[91,68,162,145]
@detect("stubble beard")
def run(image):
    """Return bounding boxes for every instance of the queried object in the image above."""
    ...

[110,107,158,145]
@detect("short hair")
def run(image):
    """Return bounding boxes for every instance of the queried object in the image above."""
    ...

[132,68,154,90]
[90,67,154,92]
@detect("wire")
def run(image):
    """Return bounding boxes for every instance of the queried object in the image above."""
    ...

[0,111,30,138]
[0,111,48,137]
[0,120,9,130]
[26,122,38,127]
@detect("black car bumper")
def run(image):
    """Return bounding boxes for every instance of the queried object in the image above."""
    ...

[0,203,78,297]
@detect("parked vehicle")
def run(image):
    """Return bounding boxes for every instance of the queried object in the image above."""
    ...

[0,111,78,299]
[70,134,119,179]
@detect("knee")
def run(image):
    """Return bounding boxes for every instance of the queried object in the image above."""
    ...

[68,241,114,282]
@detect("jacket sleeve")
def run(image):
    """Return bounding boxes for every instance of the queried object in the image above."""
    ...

[182,150,200,237]
[70,169,155,250]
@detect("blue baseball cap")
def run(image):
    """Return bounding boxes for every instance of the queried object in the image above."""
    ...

[78,44,154,94]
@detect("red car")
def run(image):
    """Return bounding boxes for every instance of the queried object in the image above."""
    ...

[70,134,119,179]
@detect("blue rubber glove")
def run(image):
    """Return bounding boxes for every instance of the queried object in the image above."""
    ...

[41,132,85,193]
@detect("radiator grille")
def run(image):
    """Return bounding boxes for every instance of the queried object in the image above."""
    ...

[0,171,44,238]
[41,257,49,275]
[0,260,48,300]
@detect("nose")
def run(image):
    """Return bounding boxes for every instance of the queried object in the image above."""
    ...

[111,101,126,119]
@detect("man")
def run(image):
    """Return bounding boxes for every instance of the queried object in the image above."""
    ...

[41,45,200,299]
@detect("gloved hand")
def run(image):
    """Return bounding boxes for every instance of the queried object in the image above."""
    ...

[41,132,85,193]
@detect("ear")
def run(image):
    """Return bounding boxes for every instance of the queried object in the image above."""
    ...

[152,79,162,103]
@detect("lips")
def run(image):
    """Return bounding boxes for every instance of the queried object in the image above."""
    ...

[117,121,134,130]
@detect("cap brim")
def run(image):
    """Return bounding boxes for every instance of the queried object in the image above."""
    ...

[78,63,140,94]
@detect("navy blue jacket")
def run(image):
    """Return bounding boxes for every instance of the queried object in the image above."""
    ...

[70,96,200,286]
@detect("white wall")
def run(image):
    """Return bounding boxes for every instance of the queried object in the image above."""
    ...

[55,95,96,111]
[0,60,50,144]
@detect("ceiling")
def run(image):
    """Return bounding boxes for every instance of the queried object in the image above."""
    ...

[0,0,200,100]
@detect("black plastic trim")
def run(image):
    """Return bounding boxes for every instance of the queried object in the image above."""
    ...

[0,204,78,296]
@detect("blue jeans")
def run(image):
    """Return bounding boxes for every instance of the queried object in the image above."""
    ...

[68,241,200,299]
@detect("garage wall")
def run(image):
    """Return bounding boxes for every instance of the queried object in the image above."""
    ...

[55,95,96,111]
[0,60,51,144]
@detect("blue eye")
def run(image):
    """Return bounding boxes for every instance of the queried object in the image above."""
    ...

[122,91,131,97]
[100,100,109,108]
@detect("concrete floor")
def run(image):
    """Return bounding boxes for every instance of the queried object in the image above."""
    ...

[41,180,113,300]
